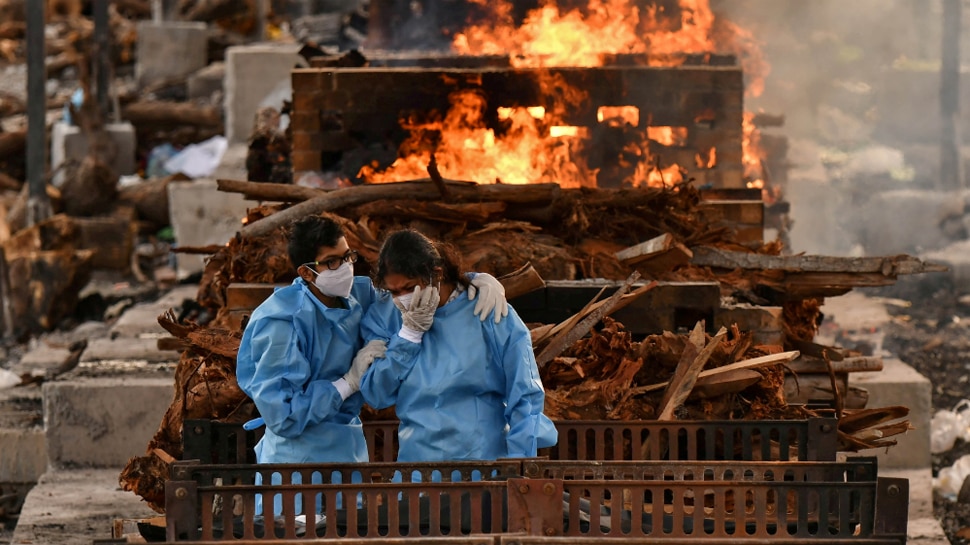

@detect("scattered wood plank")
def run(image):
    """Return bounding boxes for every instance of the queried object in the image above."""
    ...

[631,350,800,395]
[123,101,223,128]
[657,324,727,419]
[693,368,763,398]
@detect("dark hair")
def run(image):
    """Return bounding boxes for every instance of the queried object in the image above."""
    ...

[287,215,345,268]
[375,230,468,289]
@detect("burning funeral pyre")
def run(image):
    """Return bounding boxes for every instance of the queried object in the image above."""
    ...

[120,0,935,512]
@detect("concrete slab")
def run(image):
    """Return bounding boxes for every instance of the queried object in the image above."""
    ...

[107,305,171,338]
[225,43,306,144]
[11,344,72,377]
[80,338,178,364]
[135,21,209,87]
[211,142,248,181]
[820,292,933,469]
[50,121,136,187]
[10,468,157,545]
[43,377,172,468]
[156,284,203,306]
[168,179,250,280]
[0,429,47,482]
[850,358,932,469]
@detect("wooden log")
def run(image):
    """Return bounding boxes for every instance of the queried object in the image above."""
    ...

[123,101,223,128]
[353,199,506,224]
[787,356,883,374]
[0,130,26,159]
[2,213,78,259]
[498,262,545,300]
[178,0,249,22]
[691,246,949,276]
[217,178,326,202]
[783,373,848,405]
[615,233,692,275]
[238,181,561,239]
[786,338,844,361]
[74,210,136,271]
[219,178,562,205]
[6,249,94,334]
[118,177,173,229]
[60,156,118,217]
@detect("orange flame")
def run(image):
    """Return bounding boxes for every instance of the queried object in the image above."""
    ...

[358,89,598,187]
[648,126,689,147]
[742,112,766,188]
[361,0,770,190]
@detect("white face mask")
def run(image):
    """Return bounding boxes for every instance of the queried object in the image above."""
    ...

[394,292,414,309]
[310,261,354,298]
[392,277,434,309]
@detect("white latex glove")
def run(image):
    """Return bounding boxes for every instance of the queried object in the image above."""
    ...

[394,285,439,340]
[468,273,509,324]
[342,339,386,392]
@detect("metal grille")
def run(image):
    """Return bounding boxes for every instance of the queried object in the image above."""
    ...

[541,420,837,462]
[182,418,838,466]
[163,459,905,544]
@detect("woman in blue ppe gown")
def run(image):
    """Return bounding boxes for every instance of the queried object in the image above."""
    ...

[359,230,558,462]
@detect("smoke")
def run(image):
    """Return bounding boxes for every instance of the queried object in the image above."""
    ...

[712,0,968,257]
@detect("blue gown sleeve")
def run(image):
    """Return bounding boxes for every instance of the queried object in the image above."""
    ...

[498,309,559,457]
[239,317,344,438]
[358,301,421,410]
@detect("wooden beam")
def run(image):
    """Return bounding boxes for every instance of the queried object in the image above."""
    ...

[691,246,948,276]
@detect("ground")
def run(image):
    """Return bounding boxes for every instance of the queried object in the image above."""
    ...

[875,275,970,545]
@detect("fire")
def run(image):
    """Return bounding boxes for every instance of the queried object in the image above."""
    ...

[598,106,639,127]
[742,112,766,189]
[454,0,721,68]
[358,89,598,187]
[647,126,688,147]
[360,0,771,192]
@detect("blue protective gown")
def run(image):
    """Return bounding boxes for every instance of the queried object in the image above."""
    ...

[359,290,558,462]
[236,276,378,464]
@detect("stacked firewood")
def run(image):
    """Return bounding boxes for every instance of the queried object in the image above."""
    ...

[117,175,932,512]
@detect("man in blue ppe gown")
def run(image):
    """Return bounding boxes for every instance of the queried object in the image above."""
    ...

[359,230,558,462]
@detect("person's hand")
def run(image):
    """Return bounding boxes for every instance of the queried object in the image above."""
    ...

[468,273,509,324]
[395,285,439,334]
[342,339,386,392]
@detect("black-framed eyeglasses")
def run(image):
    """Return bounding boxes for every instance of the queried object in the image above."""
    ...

[304,250,359,271]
